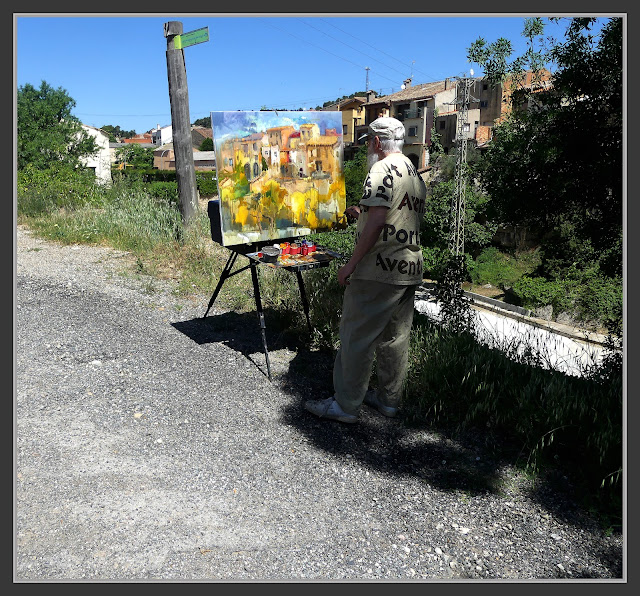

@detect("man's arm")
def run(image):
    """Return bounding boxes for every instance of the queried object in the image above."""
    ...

[337,205,388,286]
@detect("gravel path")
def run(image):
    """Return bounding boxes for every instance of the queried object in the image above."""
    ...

[15,226,624,582]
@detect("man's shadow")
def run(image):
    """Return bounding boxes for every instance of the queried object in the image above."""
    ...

[171,310,621,568]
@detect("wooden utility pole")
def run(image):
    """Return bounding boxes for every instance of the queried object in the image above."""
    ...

[164,20,198,227]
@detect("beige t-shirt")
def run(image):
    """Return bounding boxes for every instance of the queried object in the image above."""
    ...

[350,152,426,285]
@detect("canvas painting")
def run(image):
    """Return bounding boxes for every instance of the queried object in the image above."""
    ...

[210,111,347,247]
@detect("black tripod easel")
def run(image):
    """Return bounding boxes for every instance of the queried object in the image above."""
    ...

[202,245,315,381]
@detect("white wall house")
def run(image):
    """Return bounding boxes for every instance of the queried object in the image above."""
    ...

[152,124,173,146]
[80,124,112,185]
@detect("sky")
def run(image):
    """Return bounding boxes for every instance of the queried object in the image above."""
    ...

[14,13,613,135]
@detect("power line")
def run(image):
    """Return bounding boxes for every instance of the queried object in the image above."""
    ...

[257,17,401,88]
[318,18,447,82]
[75,112,169,118]
[298,18,409,80]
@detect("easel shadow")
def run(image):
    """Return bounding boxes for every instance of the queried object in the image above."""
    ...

[172,310,304,378]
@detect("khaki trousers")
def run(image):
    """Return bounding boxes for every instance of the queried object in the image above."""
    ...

[333,279,417,415]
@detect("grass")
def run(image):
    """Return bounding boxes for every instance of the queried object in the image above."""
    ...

[403,310,622,529]
[16,174,623,530]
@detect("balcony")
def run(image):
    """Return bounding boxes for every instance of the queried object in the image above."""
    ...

[397,108,423,121]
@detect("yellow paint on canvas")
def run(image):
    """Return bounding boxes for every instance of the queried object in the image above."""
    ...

[235,204,250,226]
[306,209,319,229]
[290,191,306,225]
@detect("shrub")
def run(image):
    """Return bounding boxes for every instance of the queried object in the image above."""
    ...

[309,227,355,257]
[343,145,368,207]
[17,163,104,217]
[195,172,218,196]
[421,245,450,280]
[575,275,622,328]
[148,181,178,205]
[513,275,575,313]
[513,270,622,331]
[467,246,541,288]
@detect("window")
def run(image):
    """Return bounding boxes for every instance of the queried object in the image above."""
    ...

[343,124,348,135]
[408,126,418,137]
[396,104,410,120]
[480,100,488,108]
[483,83,488,90]
[439,120,445,130]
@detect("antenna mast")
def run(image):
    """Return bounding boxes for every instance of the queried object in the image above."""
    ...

[365,66,370,92]
[448,72,477,257]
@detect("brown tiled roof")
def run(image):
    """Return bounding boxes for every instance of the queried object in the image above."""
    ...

[241,133,266,141]
[194,127,213,139]
[306,136,340,146]
[366,80,450,105]
[338,96,366,108]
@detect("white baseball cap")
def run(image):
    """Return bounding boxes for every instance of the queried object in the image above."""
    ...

[358,117,405,142]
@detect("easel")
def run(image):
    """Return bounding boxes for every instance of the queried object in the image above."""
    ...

[202,242,317,380]
[202,200,341,380]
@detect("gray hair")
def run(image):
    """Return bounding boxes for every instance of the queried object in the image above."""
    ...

[380,137,403,153]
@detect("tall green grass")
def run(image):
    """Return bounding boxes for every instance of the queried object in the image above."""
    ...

[404,312,622,526]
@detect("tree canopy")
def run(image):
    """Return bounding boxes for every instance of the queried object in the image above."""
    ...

[100,124,136,142]
[192,116,211,128]
[468,17,622,278]
[17,81,97,171]
[115,144,154,169]
[199,137,214,151]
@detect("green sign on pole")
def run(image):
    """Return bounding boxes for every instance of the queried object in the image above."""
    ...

[174,26,209,50]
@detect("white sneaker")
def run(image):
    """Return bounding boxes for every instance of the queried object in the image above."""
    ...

[304,397,358,424]
[363,390,398,418]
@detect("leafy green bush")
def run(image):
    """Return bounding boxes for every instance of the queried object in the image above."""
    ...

[575,275,622,327]
[17,164,105,217]
[148,181,178,205]
[309,227,355,257]
[512,275,575,313]
[113,168,217,197]
[512,270,622,331]
[195,172,218,196]
[146,169,177,182]
[343,145,368,207]
[421,245,450,280]
[467,246,541,288]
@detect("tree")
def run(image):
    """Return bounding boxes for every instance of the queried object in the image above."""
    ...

[17,81,97,171]
[199,137,214,151]
[467,17,622,279]
[101,124,136,142]
[115,144,154,168]
[192,116,211,128]
[343,144,368,208]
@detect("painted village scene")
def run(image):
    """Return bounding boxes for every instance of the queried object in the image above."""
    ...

[211,111,347,247]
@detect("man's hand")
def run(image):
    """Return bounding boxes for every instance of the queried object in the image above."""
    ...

[344,206,361,223]
[337,262,356,286]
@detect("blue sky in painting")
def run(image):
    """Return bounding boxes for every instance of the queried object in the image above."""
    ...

[210,111,344,145]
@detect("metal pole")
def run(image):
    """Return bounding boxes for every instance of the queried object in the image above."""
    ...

[449,76,474,257]
[164,21,198,227]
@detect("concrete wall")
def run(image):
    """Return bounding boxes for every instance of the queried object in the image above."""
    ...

[80,125,112,185]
